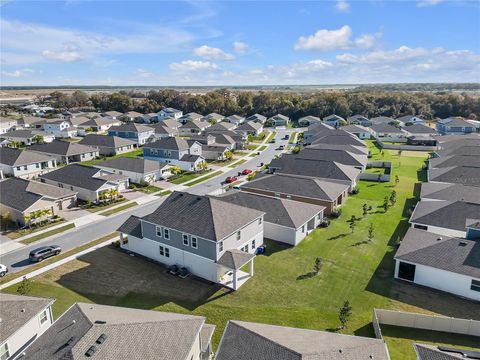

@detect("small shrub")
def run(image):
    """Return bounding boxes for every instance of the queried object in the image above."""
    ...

[331,209,342,218]
[350,187,360,195]
[319,219,330,228]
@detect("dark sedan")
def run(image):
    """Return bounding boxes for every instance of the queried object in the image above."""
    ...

[29,245,62,262]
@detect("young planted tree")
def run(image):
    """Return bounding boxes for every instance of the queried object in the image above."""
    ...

[170,166,182,176]
[17,276,32,296]
[389,190,397,207]
[224,151,233,161]
[383,197,390,212]
[349,215,356,233]
[338,300,352,330]
[368,223,374,242]
[362,203,368,217]
[395,175,400,186]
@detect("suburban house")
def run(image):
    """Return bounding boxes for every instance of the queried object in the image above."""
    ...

[202,113,225,123]
[0,177,77,226]
[308,129,367,148]
[178,112,203,124]
[0,294,55,360]
[246,113,267,124]
[143,137,205,171]
[397,115,426,125]
[21,302,215,360]
[206,132,239,150]
[75,117,120,135]
[108,123,155,145]
[409,200,480,238]
[395,227,480,301]
[215,191,324,246]
[0,147,57,179]
[268,114,289,127]
[340,124,371,139]
[79,134,137,156]
[403,124,438,137]
[298,115,321,127]
[117,191,265,290]
[241,173,350,215]
[16,116,45,129]
[290,147,368,170]
[429,154,480,169]
[370,123,406,141]
[347,114,372,127]
[406,135,438,147]
[234,121,263,136]
[142,112,159,123]
[206,121,237,132]
[225,114,245,126]
[158,107,183,120]
[95,157,172,183]
[149,123,178,139]
[436,117,476,135]
[3,130,55,146]
[269,157,361,190]
[121,111,144,122]
[43,119,77,138]
[0,117,18,134]
[428,166,480,186]
[29,140,99,164]
[201,144,230,161]
[370,116,401,126]
[40,164,129,203]
[302,122,334,142]
[434,137,480,157]
[178,120,211,136]
[322,114,345,127]
[101,111,123,120]
[420,183,480,204]
[215,320,389,360]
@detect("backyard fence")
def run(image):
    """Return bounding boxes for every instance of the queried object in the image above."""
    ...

[360,161,393,182]
[376,139,437,151]
[372,308,480,339]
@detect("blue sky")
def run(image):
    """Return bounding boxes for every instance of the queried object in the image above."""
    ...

[1,0,479,85]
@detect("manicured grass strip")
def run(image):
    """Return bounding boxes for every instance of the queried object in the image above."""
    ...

[0,232,118,285]
[228,159,247,168]
[169,170,212,185]
[156,190,173,197]
[257,145,268,151]
[248,153,258,157]
[186,171,223,186]
[86,198,128,213]
[135,185,162,194]
[289,132,297,144]
[20,223,76,245]
[5,220,67,240]
[265,130,276,142]
[99,202,137,216]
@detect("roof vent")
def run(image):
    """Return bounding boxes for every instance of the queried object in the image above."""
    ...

[339,349,343,353]
[437,237,442,241]
[21,308,25,313]
[85,346,97,357]
[96,334,107,344]
[72,320,76,324]
[459,241,467,247]
[94,320,107,324]
[197,197,202,201]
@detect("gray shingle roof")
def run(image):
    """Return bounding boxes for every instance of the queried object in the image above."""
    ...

[396,227,480,279]
[308,143,369,155]
[143,191,264,241]
[0,147,54,166]
[40,164,108,191]
[414,344,464,360]
[3,129,37,139]
[370,116,395,124]
[226,114,245,122]
[420,183,480,203]
[217,249,255,270]
[79,117,118,127]
[180,154,203,162]
[215,191,324,228]
[292,148,367,168]
[298,115,321,123]
[202,113,225,122]
[103,111,123,117]
[216,320,389,360]
[179,119,209,130]
[23,302,210,360]
[428,166,480,186]
[207,122,237,131]
[410,200,480,231]
[235,121,263,132]
[117,215,143,238]
[96,157,168,174]
[109,123,153,133]
[29,140,98,156]
[309,130,366,147]
[242,173,349,202]
[340,124,370,133]
[145,137,191,151]
[269,114,289,121]
[148,123,177,135]
[429,155,480,169]
[79,134,137,148]
[439,117,474,127]
[370,123,404,134]
[404,124,436,134]
[0,293,54,343]
[246,113,267,122]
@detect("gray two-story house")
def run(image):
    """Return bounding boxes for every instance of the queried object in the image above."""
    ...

[143,137,205,172]
[117,191,265,290]
[108,123,155,145]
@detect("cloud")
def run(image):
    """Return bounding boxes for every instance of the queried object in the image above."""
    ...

[193,45,234,60]
[41,50,83,62]
[335,0,350,12]
[169,60,219,72]
[1,68,34,77]
[294,25,379,51]
[134,69,154,78]
[233,41,249,54]
[417,0,444,7]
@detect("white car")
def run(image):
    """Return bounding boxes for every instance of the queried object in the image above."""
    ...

[0,264,8,277]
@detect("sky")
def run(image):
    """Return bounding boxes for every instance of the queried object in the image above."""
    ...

[1,0,479,86]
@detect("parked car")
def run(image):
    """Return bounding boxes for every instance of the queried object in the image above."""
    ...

[0,264,8,277]
[278,145,285,150]
[225,176,238,183]
[29,245,62,262]
[284,134,290,140]
[242,169,253,175]
[269,139,276,143]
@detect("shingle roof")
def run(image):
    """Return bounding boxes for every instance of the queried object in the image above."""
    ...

[242,173,349,202]
[103,111,123,117]
[123,111,143,118]
[180,154,203,162]
[143,191,264,241]
[309,130,366,147]
[23,302,210,360]
[26,179,77,199]
[410,201,480,231]
[40,164,108,191]
[414,344,465,360]
[159,118,181,129]
[96,157,168,174]
[145,137,191,150]
[217,249,255,269]
[292,148,368,168]
[0,293,54,343]
[79,134,137,148]
[439,117,474,127]
[216,320,390,360]
[347,115,370,123]
[215,191,324,228]
[370,123,404,134]
[270,114,289,120]
[204,121,236,132]
[396,227,480,279]
[246,113,267,122]
[429,155,480,169]
[323,114,344,122]
[202,113,225,121]
[148,123,177,135]
[3,129,37,139]
[235,121,263,132]
[298,115,321,123]
[117,215,143,238]
[179,112,203,121]
[79,117,119,127]
[307,143,369,155]
[0,147,54,166]
[397,115,424,122]
[428,166,480,186]
[404,124,437,134]
[109,123,153,133]
[179,119,209,130]
[340,124,370,133]
[226,114,245,122]
[29,140,98,156]
[370,116,395,124]
[420,183,480,203]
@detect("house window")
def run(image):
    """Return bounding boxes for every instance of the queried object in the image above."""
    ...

[302,225,305,233]
[163,228,170,240]
[36,163,40,168]
[159,245,164,256]
[165,247,170,257]
[0,343,9,360]
[81,154,85,158]
[23,166,28,170]
[471,280,480,292]
[286,195,291,199]
[241,245,248,252]
[39,309,48,324]
[258,217,262,225]
[156,226,162,237]
[274,193,281,198]
[398,262,416,282]
[251,239,256,249]
[191,237,198,249]
[236,231,241,241]
[16,166,21,171]
[219,241,224,252]
[183,234,189,246]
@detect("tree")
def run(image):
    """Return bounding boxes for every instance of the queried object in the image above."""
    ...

[368,223,374,242]
[398,150,403,157]
[362,203,368,217]
[17,276,32,296]
[291,146,300,154]
[383,196,390,212]
[32,134,44,144]
[170,166,182,175]
[389,190,397,207]
[9,140,22,148]
[338,300,352,330]
[224,151,233,161]
[395,175,400,186]
[197,161,208,172]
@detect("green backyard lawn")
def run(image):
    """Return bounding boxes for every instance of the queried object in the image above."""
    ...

[81,148,144,166]
[4,142,479,358]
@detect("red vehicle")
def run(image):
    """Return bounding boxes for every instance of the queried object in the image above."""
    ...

[225,176,238,183]
[242,169,253,175]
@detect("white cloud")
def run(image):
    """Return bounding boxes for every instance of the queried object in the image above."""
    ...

[169,60,219,72]
[233,41,249,53]
[417,0,444,7]
[193,45,234,60]
[1,68,34,77]
[336,45,431,63]
[335,0,350,13]
[134,69,154,78]
[41,50,83,62]
[294,25,379,51]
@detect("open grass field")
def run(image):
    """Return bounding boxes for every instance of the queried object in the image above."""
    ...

[4,142,479,358]
[81,148,143,166]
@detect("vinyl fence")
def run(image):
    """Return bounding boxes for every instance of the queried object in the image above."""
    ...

[376,139,437,151]
[372,309,480,339]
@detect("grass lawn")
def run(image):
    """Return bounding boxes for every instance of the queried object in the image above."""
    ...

[4,142,479,358]
[133,185,162,194]
[289,132,297,144]
[169,170,212,185]
[20,223,76,245]
[248,152,258,157]
[99,202,137,216]
[257,145,268,151]
[228,159,247,168]
[81,148,143,166]
[185,171,223,186]
[84,198,128,213]
[156,190,173,197]
[265,131,276,142]
[4,219,67,240]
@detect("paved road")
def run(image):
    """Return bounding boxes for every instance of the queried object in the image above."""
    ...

[0,128,297,273]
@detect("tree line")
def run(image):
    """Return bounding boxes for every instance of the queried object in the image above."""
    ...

[46,89,480,121]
